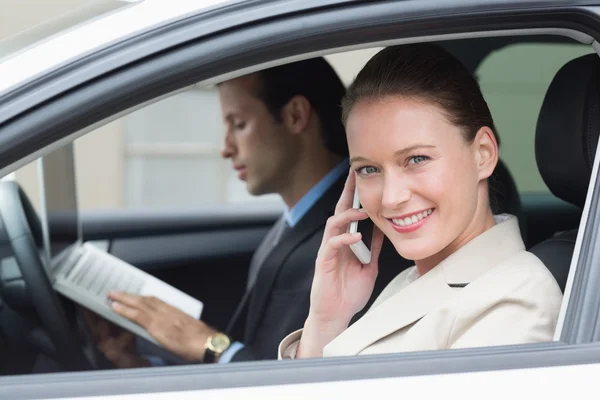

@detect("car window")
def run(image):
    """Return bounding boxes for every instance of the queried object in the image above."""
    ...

[2,0,600,393]
[13,48,383,211]
[476,42,594,194]
[3,37,595,385]
[14,89,283,210]
[16,43,588,210]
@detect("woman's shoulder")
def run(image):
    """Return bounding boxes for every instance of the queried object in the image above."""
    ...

[464,249,563,308]
[445,250,563,347]
[501,249,560,286]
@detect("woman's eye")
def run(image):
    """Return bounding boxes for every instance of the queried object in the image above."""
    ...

[408,155,429,165]
[357,166,378,175]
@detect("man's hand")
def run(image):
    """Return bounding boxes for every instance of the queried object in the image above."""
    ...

[82,309,150,369]
[108,291,217,362]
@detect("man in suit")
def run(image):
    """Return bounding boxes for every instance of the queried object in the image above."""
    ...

[86,57,364,366]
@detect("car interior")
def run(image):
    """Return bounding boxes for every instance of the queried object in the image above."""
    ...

[0,33,595,376]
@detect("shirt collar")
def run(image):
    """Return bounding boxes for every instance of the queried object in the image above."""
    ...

[284,159,348,227]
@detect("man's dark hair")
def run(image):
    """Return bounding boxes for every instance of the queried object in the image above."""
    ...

[254,57,348,157]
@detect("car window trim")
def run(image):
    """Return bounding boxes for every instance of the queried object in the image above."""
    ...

[557,127,600,342]
[0,0,363,125]
[2,341,600,400]
[0,2,600,398]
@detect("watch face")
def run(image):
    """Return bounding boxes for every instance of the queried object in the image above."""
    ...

[209,333,231,352]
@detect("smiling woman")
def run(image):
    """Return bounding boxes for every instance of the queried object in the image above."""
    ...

[279,43,563,360]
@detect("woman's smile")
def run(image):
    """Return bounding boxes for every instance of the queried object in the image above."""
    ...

[387,208,434,233]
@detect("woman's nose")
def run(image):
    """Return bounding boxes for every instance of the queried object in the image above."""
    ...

[381,177,411,209]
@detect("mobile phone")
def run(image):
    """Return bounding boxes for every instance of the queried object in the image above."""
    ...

[348,187,372,264]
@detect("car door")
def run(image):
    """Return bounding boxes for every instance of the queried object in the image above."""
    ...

[2,0,600,399]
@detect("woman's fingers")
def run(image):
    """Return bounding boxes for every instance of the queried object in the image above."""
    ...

[322,207,369,244]
[319,232,362,263]
[334,170,356,214]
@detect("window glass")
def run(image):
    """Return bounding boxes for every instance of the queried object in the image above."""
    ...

[13,48,382,210]
[13,44,596,208]
[3,38,594,382]
[119,86,274,209]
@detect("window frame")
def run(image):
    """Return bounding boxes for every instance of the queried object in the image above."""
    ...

[1,1,600,398]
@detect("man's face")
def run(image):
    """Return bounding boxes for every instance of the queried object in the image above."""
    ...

[218,75,296,196]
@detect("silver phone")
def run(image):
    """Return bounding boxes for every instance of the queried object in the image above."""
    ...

[348,187,372,264]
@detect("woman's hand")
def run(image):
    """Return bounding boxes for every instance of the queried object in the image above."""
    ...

[298,171,384,358]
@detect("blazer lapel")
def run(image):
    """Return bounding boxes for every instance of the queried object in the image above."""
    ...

[324,265,456,357]
[244,176,346,342]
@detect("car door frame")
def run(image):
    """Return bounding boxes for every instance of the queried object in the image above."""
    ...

[2,1,600,399]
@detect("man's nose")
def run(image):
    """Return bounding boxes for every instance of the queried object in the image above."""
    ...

[220,133,236,159]
[381,173,411,209]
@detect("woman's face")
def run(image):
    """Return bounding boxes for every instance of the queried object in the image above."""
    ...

[346,97,496,266]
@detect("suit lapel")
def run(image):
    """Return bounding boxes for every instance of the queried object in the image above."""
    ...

[244,176,346,342]
[246,216,287,290]
[225,217,286,338]
[324,265,456,357]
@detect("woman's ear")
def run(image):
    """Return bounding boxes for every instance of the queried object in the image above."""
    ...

[281,95,312,135]
[473,126,498,181]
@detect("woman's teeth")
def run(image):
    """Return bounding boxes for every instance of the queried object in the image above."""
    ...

[392,209,433,227]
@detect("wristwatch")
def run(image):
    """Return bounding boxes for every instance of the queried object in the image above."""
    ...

[203,332,232,363]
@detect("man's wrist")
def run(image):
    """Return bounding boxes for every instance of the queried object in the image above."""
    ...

[202,331,232,363]
[186,326,217,362]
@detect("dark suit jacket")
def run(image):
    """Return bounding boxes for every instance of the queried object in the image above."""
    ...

[228,175,408,361]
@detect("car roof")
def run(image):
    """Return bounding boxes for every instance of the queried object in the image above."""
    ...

[2,0,597,98]
[0,0,233,95]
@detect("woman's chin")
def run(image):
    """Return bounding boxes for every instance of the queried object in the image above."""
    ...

[391,239,438,262]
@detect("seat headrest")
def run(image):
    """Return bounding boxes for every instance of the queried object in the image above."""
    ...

[536,53,600,208]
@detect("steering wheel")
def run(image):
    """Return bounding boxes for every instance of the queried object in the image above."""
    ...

[0,180,94,371]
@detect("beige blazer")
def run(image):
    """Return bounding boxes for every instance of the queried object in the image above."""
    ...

[279,215,563,359]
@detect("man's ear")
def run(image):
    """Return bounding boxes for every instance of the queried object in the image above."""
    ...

[473,126,498,181]
[281,95,312,135]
